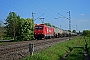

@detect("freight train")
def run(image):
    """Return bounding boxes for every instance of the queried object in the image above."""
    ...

[34,24,77,39]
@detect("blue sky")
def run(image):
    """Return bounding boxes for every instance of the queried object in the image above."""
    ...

[0,0,90,32]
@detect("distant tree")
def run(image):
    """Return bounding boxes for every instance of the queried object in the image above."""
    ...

[0,22,4,39]
[83,30,90,37]
[44,23,52,27]
[72,30,76,33]
[52,25,56,28]
[68,30,71,32]
[44,23,57,28]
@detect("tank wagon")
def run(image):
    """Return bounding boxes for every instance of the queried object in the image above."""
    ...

[34,24,77,39]
[54,28,63,38]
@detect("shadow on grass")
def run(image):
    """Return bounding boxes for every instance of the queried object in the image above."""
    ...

[64,46,84,60]
[73,47,84,49]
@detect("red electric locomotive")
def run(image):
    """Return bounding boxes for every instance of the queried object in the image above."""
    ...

[34,24,54,39]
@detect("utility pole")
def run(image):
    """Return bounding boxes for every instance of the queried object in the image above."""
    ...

[76,25,77,33]
[60,25,61,29]
[57,11,71,39]
[32,12,35,31]
[67,11,71,35]
[58,11,71,33]
[32,12,35,21]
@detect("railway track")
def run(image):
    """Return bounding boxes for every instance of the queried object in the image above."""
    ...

[0,37,75,60]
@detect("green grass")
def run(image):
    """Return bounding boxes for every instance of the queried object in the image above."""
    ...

[22,36,85,60]
[65,48,84,60]
[85,37,90,57]
[65,36,85,60]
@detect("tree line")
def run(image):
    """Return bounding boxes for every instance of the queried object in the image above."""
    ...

[0,12,34,41]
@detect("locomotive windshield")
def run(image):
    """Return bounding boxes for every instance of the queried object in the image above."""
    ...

[35,26,43,29]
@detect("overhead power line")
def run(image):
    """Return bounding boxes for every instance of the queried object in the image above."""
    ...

[34,13,44,21]
[34,0,68,19]
[35,0,56,13]
[8,0,33,12]
[58,13,68,19]
[0,1,30,15]
[29,0,54,17]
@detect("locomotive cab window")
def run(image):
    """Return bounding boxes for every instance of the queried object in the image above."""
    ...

[39,26,43,29]
[35,26,43,29]
[35,26,39,29]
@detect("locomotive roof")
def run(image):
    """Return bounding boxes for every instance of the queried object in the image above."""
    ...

[35,24,53,28]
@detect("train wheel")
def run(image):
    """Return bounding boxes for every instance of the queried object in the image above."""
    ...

[50,36,51,39]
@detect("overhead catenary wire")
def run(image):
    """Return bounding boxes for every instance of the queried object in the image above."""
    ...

[0,0,46,24]
[33,0,71,30]
[8,0,33,12]
[29,0,55,18]
[29,0,66,25]
[7,0,46,21]
[29,0,57,24]
[0,1,30,16]
[0,0,69,26]
[35,0,56,13]
[34,13,44,21]
[58,13,68,19]
[35,0,70,30]
[0,0,66,20]
[35,0,69,19]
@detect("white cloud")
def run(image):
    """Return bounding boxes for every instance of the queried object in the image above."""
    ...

[78,20,89,22]
[81,14,84,16]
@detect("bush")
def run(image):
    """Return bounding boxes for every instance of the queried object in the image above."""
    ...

[83,30,90,37]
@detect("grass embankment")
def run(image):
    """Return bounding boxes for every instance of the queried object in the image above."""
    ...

[23,36,85,60]
[85,37,90,57]
[65,36,85,60]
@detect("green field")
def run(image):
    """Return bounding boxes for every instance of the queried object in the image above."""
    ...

[22,36,90,60]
